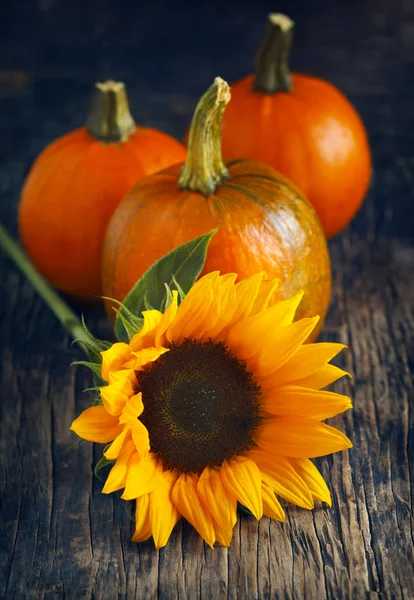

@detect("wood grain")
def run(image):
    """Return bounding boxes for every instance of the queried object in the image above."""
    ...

[1,0,413,598]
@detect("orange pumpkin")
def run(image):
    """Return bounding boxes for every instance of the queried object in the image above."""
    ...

[216,14,372,238]
[103,78,331,340]
[18,80,186,298]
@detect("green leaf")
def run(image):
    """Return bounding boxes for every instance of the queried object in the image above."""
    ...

[114,228,218,342]
[94,455,115,481]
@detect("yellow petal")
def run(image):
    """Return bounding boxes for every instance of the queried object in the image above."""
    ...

[224,272,267,330]
[102,440,136,494]
[100,374,136,416]
[293,365,350,390]
[249,449,313,509]
[154,291,179,347]
[172,472,216,548]
[291,459,332,506]
[262,385,352,420]
[257,416,352,458]
[261,482,285,521]
[197,467,237,533]
[131,494,152,542]
[220,457,263,519]
[198,274,238,342]
[214,523,234,547]
[119,392,144,424]
[269,343,347,387]
[101,342,131,381]
[165,276,216,344]
[130,420,150,458]
[129,310,163,351]
[149,470,181,549]
[255,317,320,376]
[121,453,163,500]
[252,286,301,324]
[104,426,130,460]
[249,277,280,314]
[70,406,122,443]
[129,346,169,371]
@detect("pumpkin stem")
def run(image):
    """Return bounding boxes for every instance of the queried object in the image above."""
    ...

[253,13,294,94]
[85,80,136,143]
[178,77,231,196]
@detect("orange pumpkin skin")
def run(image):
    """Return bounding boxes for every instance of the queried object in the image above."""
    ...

[219,73,371,238]
[18,87,186,299]
[102,158,331,340]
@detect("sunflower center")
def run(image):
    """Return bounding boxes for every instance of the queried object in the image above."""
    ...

[137,339,261,473]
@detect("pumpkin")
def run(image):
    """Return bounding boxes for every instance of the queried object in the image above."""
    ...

[103,78,331,340]
[216,14,372,238]
[18,80,186,298]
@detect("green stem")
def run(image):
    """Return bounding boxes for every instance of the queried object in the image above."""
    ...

[85,80,136,143]
[178,77,231,196]
[252,13,294,94]
[0,224,98,353]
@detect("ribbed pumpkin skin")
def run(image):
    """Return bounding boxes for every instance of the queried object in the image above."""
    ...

[102,158,331,340]
[219,74,372,238]
[18,127,186,298]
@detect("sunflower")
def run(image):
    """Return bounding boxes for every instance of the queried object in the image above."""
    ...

[71,271,352,549]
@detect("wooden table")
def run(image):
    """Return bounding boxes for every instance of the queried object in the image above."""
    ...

[1,0,413,598]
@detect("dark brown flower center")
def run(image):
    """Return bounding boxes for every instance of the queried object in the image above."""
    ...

[137,339,261,473]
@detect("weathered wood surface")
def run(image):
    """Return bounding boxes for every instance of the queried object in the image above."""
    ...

[1,0,413,598]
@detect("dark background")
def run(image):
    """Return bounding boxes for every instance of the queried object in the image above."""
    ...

[0,0,413,598]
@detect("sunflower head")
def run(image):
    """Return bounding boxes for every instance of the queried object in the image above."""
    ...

[71,271,351,549]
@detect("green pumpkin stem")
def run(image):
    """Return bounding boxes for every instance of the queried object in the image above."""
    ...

[253,13,294,94]
[178,77,230,196]
[85,80,136,143]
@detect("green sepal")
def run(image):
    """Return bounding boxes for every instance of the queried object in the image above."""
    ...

[94,454,115,481]
[114,228,218,342]
[72,360,102,378]
[92,397,103,406]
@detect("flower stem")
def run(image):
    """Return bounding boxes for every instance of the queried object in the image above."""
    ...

[178,77,231,196]
[252,13,294,94]
[0,224,97,353]
[85,80,136,143]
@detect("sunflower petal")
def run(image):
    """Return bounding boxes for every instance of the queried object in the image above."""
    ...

[70,406,122,443]
[101,342,131,381]
[262,385,352,420]
[293,365,350,390]
[256,317,320,375]
[119,393,144,424]
[154,291,179,347]
[291,459,332,506]
[249,278,282,315]
[214,523,233,547]
[199,274,238,341]
[129,310,163,351]
[104,426,130,460]
[131,494,152,542]
[130,420,150,458]
[270,343,347,387]
[197,467,237,533]
[227,272,267,327]
[258,416,352,458]
[261,482,285,521]
[127,346,169,371]
[102,440,136,494]
[100,373,136,416]
[220,457,263,519]
[121,454,163,500]
[172,472,215,548]
[149,470,181,549]
[249,450,313,509]
[166,276,216,344]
